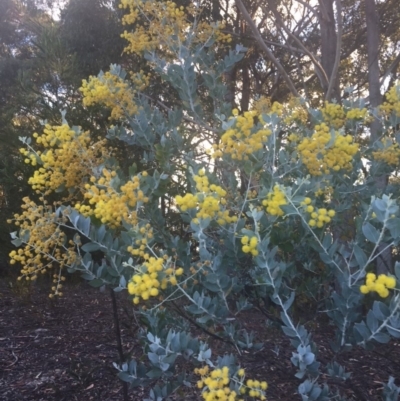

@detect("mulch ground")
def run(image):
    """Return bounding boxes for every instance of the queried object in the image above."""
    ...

[0,279,399,401]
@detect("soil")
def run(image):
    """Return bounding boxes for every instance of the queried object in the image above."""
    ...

[1,279,399,401]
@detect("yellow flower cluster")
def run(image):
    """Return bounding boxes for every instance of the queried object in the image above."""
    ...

[283,96,308,125]
[175,193,198,212]
[212,110,271,160]
[127,256,184,304]
[130,70,151,91]
[321,102,345,129]
[360,273,396,298]
[119,0,231,56]
[241,236,258,257]
[8,197,78,295]
[346,107,369,121]
[20,148,39,166]
[175,170,237,225]
[196,196,223,221]
[372,141,400,166]
[269,101,284,116]
[194,365,268,401]
[252,97,271,115]
[297,123,358,176]
[127,224,154,260]
[245,378,268,399]
[262,185,287,216]
[76,169,149,228]
[301,197,335,228]
[209,21,232,44]
[247,189,258,200]
[195,366,234,401]
[380,84,400,117]
[288,133,300,142]
[253,96,307,125]
[253,97,284,117]
[80,71,143,120]
[315,184,333,199]
[21,124,108,196]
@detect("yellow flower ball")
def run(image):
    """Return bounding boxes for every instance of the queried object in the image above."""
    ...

[249,237,258,248]
[378,287,389,298]
[384,276,396,289]
[127,282,135,294]
[242,245,250,253]
[241,236,249,245]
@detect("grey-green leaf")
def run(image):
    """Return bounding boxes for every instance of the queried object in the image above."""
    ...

[362,222,380,243]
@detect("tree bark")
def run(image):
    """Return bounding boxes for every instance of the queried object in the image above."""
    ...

[365,0,382,142]
[240,65,250,112]
[318,0,341,101]
[365,0,391,274]
[224,66,237,106]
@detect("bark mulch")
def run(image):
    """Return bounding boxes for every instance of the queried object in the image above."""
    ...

[0,279,399,401]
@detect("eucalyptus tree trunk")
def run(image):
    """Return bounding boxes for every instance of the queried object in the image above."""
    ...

[365,0,391,274]
[365,0,382,142]
[318,0,341,101]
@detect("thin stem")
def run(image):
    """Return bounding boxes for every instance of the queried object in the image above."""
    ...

[361,294,400,346]
[255,233,306,348]
[286,195,344,274]
[233,171,252,243]
[110,288,129,401]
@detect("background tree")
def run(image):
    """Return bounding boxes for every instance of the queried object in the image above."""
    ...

[223,0,400,106]
[0,0,129,271]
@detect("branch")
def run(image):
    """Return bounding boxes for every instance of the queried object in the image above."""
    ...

[325,0,343,101]
[230,31,310,54]
[235,0,299,97]
[294,0,320,19]
[266,3,329,88]
[170,300,235,346]
[139,92,218,134]
[380,52,400,88]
